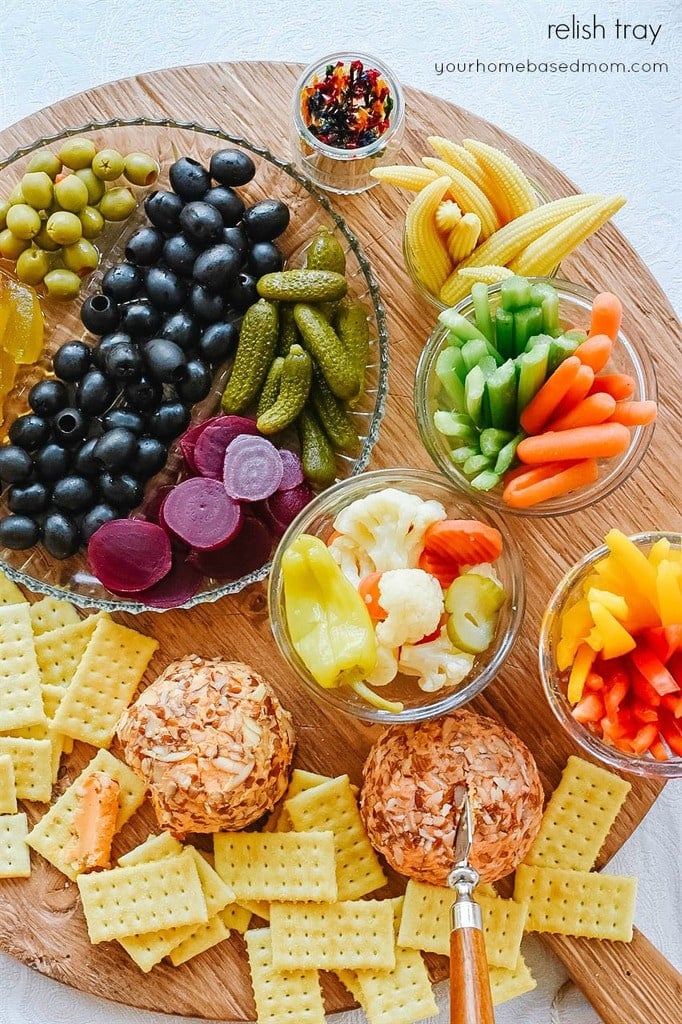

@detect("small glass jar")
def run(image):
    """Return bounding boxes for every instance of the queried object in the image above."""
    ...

[290,52,405,195]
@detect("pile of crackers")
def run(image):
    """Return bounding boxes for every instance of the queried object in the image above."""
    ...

[0,567,640,1024]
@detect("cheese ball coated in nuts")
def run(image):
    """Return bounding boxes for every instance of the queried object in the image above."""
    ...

[116,656,295,836]
[360,709,544,884]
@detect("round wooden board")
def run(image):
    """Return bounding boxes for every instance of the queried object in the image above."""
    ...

[1,62,681,1024]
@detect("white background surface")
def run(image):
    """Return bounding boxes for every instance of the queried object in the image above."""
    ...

[0,1,680,1022]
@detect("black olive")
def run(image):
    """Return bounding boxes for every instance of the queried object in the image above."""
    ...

[7,481,50,515]
[73,437,102,478]
[101,262,143,302]
[8,414,51,451]
[144,189,184,233]
[98,472,143,511]
[81,293,120,335]
[248,240,284,276]
[0,514,40,549]
[118,299,162,340]
[52,407,87,447]
[81,503,118,542]
[168,157,211,201]
[147,401,191,440]
[75,370,116,416]
[197,318,241,363]
[52,340,92,382]
[103,341,145,382]
[222,225,248,260]
[224,271,258,312]
[176,359,213,403]
[123,376,163,412]
[143,338,188,384]
[130,437,168,479]
[160,310,200,352]
[92,331,134,371]
[92,428,138,472]
[192,244,241,291]
[101,409,145,435]
[162,234,200,277]
[51,475,96,513]
[202,185,244,226]
[144,266,187,313]
[242,199,290,242]
[178,201,224,245]
[0,445,33,485]
[28,379,69,418]
[189,283,225,322]
[42,511,80,559]
[124,226,165,266]
[209,149,256,187]
[34,443,71,482]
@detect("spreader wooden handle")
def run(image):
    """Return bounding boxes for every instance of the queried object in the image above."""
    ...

[450,926,495,1024]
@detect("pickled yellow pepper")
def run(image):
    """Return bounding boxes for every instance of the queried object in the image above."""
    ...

[281,533,377,690]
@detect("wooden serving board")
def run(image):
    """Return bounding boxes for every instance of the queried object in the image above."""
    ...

[1,62,681,1024]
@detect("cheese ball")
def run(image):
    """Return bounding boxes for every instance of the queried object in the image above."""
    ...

[116,656,295,836]
[360,709,544,884]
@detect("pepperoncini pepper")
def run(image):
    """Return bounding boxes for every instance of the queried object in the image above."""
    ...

[281,533,378,691]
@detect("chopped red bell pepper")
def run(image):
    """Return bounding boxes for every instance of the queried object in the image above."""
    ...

[659,710,682,757]
[642,625,682,663]
[661,692,682,719]
[630,723,658,754]
[631,699,659,724]
[629,646,679,697]
[666,652,682,687]
[572,692,605,724]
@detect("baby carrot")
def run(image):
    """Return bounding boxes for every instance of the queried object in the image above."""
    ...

[608,400,658,426]
[546,392,616,431]
[519,355,582,434]
[589,292,622,341]
[358,571,387,619]
[549,364,595,420]
[573,332,613,373]
[517,422,631,463]
[421,518,503,566]
[503,458,599,508]
[589,372,636,401]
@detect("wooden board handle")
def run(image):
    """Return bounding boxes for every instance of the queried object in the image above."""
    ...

[450,927,495,1024]
[544,927,682,1024]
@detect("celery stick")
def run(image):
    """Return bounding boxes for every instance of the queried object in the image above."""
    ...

[500,276,532,311]
[516,343,550,418]
[461,338,489,373]
[478,355,498,379]
[495,308,514,361]
[480,428,515,458]
[486,359,517,432]
[446,329,466,348]
[435,348,466,411]
[494,431,525,475]
[463,453,493,476]
[524,332,555,352]
[451,444,481,465]
[471,282,495,345]
[530,281,557,304]
[563,330,588,343]
[471,469,502,491]
[464,365,488,429]
[438,309,490,344]
[433,410,478,443]
[530,281,560,335]
[547,333,580,374]
[513,306,543,356]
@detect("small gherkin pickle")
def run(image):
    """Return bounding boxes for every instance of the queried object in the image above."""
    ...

[297,406,337,488]
[310,368,360,453]
[335,299,370,400]
[221,299,279,413]
[277,303,300,357]
[305,227,346,275]
[257,356,285,417]
[256,268,347,303]
[293,303,359,401]
[256,345,312,435]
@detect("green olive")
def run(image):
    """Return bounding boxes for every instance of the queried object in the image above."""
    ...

[0,229,31,259]
[26,151,62,179]
[91,148,125,181]
[62,238,99,276]
[98,186,136,221]
[8,182,25,206]
[46,211,83,246]
[78,205,105,239]
[33,223,62,252]
[20,171,54,211]
[123,152,160,187]
[44,268,82,300]
[0,202,9,231]
[74,168,106,205]
[15,247,52,285]
[5,203,42,240]
[54,174,90,213]
[58,138,97,170]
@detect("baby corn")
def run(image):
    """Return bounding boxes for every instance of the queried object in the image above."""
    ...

[447,213,481,263]
[369,165,439,191]
[404,176,452,295]
[426,136,491,192]
[439,194,604,306]
[463,138,538,221]
[434,199,462,233]
[457,265,515,285]
[509,195,627,275]
[422,157,501,239]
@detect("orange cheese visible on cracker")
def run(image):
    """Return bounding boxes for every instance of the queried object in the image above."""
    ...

[66,771,120,873]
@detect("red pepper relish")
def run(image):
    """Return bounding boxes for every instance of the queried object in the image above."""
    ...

[300,59,394,150]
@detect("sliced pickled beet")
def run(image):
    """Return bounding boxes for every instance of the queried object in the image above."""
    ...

[189,516,272,580]
[223,435,283,501]
[125,554,203,608]
[88,519,172,593]
[192,416,259,479]
[161,477,242,551]
[264,482,315,532]
[178,415,222,474]
[278,448,304,490]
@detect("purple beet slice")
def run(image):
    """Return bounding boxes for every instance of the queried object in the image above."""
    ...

[88,519,172,593]
[130,555,204,608]
[223,435,284,501]
[178,415,221,473]
[265,482,315,532]
[193,416,260,479]
[278,448,305,490]
[131,484,174,525]
[162,476,242,550]
[190,516,273,580]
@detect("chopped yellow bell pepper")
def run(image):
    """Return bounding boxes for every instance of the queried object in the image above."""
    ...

[281,533,383,698]
[561,597,593,639]
[588,600,636,659]
[567,642,596,704]
[593,554,659,632]
[587,587,628,621]
[648,537,671,566]
[604,529,659,616]
[656,560,682,628]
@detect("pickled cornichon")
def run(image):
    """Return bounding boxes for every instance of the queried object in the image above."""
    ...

[305,227,346,275]
[335,299,370,399]
[256,268,348,303]
[256,344,312,434]
[277,303,300,357]
[310,368,360,452]
[257,356,285,416]
[297,406,337,488]
[221,299,279,413]
[293,303,359,401]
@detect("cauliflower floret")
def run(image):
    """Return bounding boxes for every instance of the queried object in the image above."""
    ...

[328,534,375,588]
[374,568,444,648]
[365,642,400,688]
[332,488,446,572]
[399,627,475,692]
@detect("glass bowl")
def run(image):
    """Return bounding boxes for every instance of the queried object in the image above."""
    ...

[414,277,657,517]
[268,467,526,724]
[402,180,556,312]
[539,532,682,778]
[0,118,389,612]
[290,52,405,195]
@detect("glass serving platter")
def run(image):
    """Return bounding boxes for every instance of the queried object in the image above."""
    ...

[0,117,389,612]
